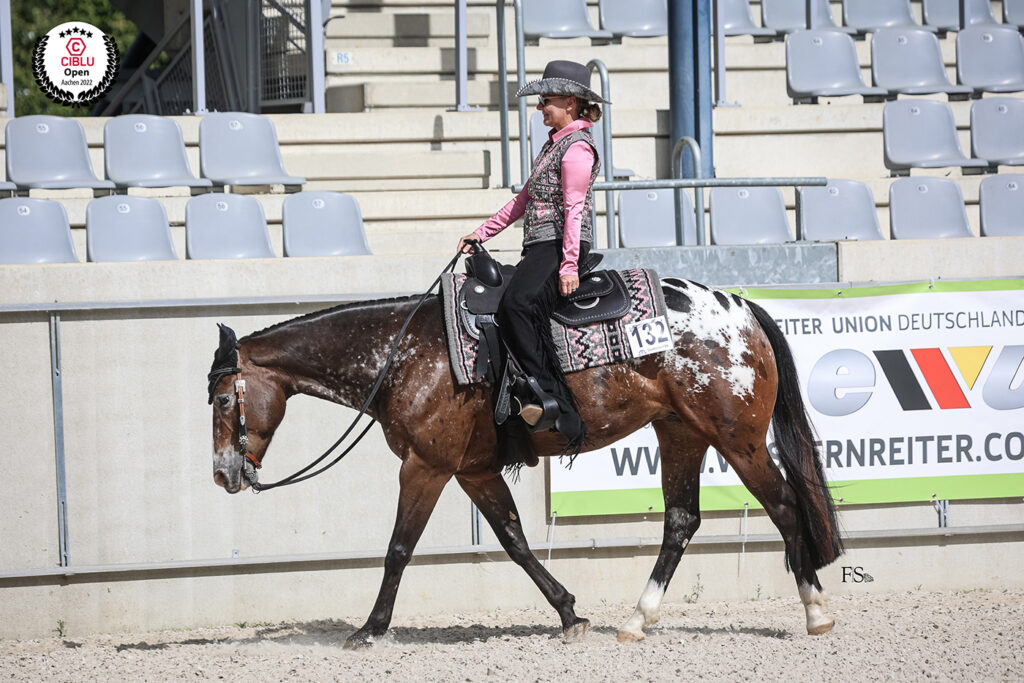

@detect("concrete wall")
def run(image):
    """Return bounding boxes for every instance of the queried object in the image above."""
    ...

[1,250,1022,640]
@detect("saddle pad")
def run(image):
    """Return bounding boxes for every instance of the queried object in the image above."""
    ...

[440,268,668,386]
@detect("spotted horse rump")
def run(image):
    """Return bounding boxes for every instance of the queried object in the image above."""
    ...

[440,267,669,385]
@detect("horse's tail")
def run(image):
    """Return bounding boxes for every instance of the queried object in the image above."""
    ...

[746,300,844,570]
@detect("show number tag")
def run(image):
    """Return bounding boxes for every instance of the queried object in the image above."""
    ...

[625,316,673,357]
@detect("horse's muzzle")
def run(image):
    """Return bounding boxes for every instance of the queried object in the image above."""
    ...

[213,449,256,494]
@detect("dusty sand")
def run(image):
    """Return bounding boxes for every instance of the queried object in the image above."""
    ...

[2,588,1022,682]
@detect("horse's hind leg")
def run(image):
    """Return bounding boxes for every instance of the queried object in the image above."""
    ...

[617,420,706,643]
[721,444,835,635]
[456,470,589,643]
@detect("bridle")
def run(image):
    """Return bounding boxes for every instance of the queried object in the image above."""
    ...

[207,364,260,471]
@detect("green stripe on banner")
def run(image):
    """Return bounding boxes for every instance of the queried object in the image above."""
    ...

[727,278,1024,301]
[549,473,1024,517]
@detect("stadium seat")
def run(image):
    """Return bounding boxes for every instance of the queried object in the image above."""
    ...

[198,112,305,190]
[870,28,973,99]
[617,188,697,247]
[719,0,778,40]
[956,26,1024,94]
[841,0,935,33]
[529,113,633,178]
[0,197,78,264]
[86,195,178,262]
[185,193,275,259]
[599,0,667,37]
[4,116,116,194]
[761,0,855,35]
[1005,0,1024,27]
[282,191,372,257]
[889,178,973,239]
[882,99,989,176]
[797,180,884,241]
[922,0,998,32]
[522,0,614,42]
[709,187,792,245]
[104,115,213,192]
[971,98,1024,168]
[786,29,888,104]
[979,174,1024,236]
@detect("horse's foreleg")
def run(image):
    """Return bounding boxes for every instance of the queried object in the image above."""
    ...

[344,453,451,650]
[456,471,589,643]
[617,421,706,643]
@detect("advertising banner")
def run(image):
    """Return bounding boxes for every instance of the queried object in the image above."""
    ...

[549,279,1024,517]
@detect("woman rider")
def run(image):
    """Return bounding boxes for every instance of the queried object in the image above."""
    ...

[458,60,608,454]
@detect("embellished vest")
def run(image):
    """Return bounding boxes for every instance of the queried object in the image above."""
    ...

[522,127,601,247]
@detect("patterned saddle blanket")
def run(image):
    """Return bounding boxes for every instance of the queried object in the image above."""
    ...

[440,266,669,386]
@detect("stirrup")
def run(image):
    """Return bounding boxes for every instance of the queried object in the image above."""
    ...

[517,374,560,432]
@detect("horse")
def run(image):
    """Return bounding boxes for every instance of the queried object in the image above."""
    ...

[207,276,843,649]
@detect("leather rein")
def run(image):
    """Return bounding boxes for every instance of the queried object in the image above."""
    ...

[208,249,464,493]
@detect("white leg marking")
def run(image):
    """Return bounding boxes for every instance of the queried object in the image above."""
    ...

[799,582,835,635]
[617,579,666,642]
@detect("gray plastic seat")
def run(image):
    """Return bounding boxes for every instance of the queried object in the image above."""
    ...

[786,29,888,104]
[282,191,372,257]
[185,193,274,259]
[617,189,697,247]
[104,115,212,191]
[797,180,884,241]
[922,0,998,32]
[709,187,792,245]
[882,99,989,176]
[0,197,78,264]
[971,98,1024,167]
[979,174,1024,236]
[842,0,935,33]
[199,113,305,190]
[762,0,855,34]
[889,178,973,239]
[1006,0,1024,27]
[522,0,613,41]
[719,0,778,40]
[599,0,667,37]
[870,28,973,99]
[4,116,115,193]
[529,112,633,178]
[956,26,1024,94]
[86,195,178,262]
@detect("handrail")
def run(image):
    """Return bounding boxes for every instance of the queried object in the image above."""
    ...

[514,0,528,185]
[496,0,510,187]
[586,59,615,249]
[672,137,705,245]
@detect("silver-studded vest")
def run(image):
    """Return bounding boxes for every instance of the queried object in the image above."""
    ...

[522,127,600,247]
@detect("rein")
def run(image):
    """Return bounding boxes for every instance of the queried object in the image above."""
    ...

[211,249,464,493]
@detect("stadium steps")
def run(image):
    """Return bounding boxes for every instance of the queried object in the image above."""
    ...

[325,9,490,47]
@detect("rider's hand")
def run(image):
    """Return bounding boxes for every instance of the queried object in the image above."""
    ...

[458,233,480,254]
[559,274,579,297]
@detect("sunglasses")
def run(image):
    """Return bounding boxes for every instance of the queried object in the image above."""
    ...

[537,95,569,107]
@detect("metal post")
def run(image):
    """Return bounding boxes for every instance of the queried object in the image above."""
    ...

[672,137,705,245]
[806,0,814,29]
[306,0,326,113]
[514,0,529,184]
[587,59,616,248]
[668,0,714,179]
[497,0,510,186]
[191,0,208,113]
[959,0,966,30]
[452,0,477,112]
[712,0,732,106]
[49,314,70,567]
[0,0,14,118]
[471,503,482,544]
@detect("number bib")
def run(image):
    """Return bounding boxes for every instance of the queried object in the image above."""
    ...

[625,315,674,357]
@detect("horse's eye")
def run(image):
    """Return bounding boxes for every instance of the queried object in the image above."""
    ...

[216,394,231,408]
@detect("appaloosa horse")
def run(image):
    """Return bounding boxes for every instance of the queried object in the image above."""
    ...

[208,277,843,648]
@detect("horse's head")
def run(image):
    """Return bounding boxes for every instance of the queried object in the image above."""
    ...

[208,323,286,493]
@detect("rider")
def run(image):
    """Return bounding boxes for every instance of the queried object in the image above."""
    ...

[458,60,608,454]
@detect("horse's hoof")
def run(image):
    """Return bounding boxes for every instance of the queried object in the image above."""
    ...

[343,630,375,650]
[807,618,835,636]
[563,618,589,644]
[616,629,645,643]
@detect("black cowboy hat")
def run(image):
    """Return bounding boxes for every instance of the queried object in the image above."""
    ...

[515,60,611,104]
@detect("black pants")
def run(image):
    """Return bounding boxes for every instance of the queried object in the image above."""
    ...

[497,240,589,405]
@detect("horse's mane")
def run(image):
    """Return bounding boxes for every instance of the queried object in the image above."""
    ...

[241,294,423,341]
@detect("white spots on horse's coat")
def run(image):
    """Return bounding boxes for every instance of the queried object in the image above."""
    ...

[663,279,756,398]
[619,579,666,639]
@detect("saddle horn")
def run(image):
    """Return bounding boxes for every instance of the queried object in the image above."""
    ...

[465,241,504,288]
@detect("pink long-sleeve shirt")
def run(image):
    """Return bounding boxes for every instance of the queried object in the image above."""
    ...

[473,118,596,277]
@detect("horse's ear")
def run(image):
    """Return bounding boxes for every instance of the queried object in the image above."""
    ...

[217,323,240,350]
